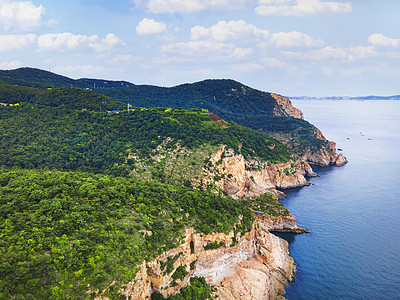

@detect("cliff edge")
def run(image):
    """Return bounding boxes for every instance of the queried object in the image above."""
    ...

[114,214,305,300]
[302,128,348,167]
[204,145,317,199]
[271,93,304,120]
[269,94,348,167]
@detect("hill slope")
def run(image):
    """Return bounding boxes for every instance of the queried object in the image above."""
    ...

[0,91,293,174]
[0,67,133,89]
[0,67,347,299]
[0,70,308,300]
[95,80,343,163]
[0,67,346,166]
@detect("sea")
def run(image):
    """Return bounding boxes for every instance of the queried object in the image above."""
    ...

[278,100,400,300]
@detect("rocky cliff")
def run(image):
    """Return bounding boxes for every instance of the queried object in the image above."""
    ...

[204,146,317,199]
[302,128,348,167]
[101,212,305,300]
[115,120,346,299]
[271,93,304,120]
[269,94,348,168]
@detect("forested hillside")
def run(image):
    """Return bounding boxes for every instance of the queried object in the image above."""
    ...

[93,80,329,153]
[0,168,256,299]
[0,68,330,155]
[0,71,296,299]
[0,67,133,89]
[0,86,293,177]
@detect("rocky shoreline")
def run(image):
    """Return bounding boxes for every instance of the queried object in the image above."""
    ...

[122,95,348,299]
[93,148,342,299]
[205,145,320,200]
[112,213,306,300]
[94,143,346,299]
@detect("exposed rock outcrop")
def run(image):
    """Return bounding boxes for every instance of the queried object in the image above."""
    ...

[209,226,294,300]
[115,214,303,300]
[271,93,304,120]
[204,146,317,199]
[302,129,348,167]
[269,95,348,168]
[260,213,309,234]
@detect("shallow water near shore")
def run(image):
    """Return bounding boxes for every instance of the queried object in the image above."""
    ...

[281,100,400,299]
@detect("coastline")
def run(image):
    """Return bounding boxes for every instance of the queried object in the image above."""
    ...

[94,145,344,299]
[112,214,306,300]
[97,144,346,299]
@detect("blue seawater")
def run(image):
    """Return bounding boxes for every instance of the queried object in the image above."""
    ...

[281,100,400,300]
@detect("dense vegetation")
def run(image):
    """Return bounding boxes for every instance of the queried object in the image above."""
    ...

[0,84,121,111]
[0,68,306,299]
[0,89,293,177]
[0,168,253,299]
[246,193,290,217]
[0,67,329,154]
[92,80,329,153]
[152,277,215,300]
[0,67,133,89]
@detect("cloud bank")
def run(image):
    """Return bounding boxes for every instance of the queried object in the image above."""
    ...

[132,0,250,13]
[255,0,352,16]
[368,33,400,47]
[136,18,167,35]
[0,0,45,32]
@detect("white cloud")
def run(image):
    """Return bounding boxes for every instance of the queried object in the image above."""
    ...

[191,20,270,42]
[0,60,23,69]
[232,47,253,59]
[90,33,125,52]
[45,18,58,26]
[0,0,45,32]
[265,31,324,48]
[283,45,376,61]
[368,33,400,47]
[161,40,251,60]
[37,32,124,52]
[136,18,167,35]
[322,63,388,77]
[132,0,250,14]
[0,33,36,51]
[255,0,352,16]
[38,33,97,50]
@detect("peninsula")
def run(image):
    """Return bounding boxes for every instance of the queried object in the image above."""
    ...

[0,67,347,299]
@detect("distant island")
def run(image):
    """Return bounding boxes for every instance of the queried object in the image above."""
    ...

[291,95,400,100]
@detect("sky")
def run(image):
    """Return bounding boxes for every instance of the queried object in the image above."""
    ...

[0,0,399,96]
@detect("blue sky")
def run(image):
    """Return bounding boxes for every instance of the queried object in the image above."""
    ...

[0,0,399,96]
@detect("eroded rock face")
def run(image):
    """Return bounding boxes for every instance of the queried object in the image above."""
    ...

[335,153,348,167]
[269,97,348,168]
[211,229,293,300]
[204,146,317,199]
[116,215,299,300]
[261,213,309,234]
[271,93,304,120]
[302,142,348,167]
[301,129,348,167]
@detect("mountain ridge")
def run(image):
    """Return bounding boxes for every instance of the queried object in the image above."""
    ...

[0,67,134,89]
[0,66,347,299]
[0,67,346,167]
